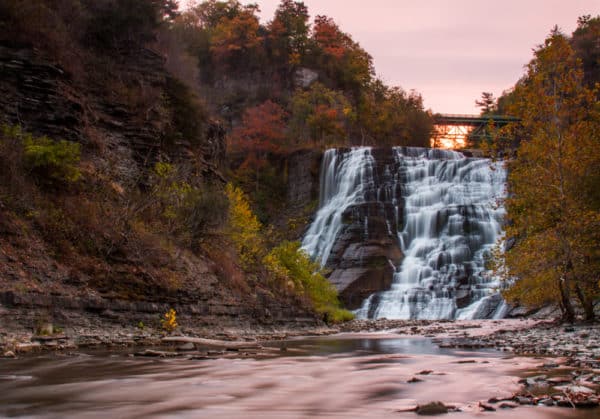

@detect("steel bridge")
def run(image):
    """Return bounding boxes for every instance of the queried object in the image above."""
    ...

[431,113,519,147]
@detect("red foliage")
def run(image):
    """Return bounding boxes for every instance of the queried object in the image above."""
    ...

[231,100,288,154]
[313,15,346,59]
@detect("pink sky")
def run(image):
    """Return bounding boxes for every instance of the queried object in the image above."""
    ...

[185,1,599,114]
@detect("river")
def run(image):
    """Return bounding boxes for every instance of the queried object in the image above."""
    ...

[0,333,594,418]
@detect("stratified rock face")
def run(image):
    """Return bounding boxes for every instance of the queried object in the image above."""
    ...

[303,147,507,319]
[0,42,225,181]
[286,149,322,212]
[0,42,84,143]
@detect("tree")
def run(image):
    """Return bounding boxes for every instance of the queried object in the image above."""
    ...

[309,15,374,94]
[356,80,432,147]
[500,28,600,322]
[475,92,496,115]
[231,100,288,154]
[289,83,352,146]
[209,4,264,70]
[231,100,288,190]
[571,15,600,91]
[268,0,310,66]
[85,0,173,50]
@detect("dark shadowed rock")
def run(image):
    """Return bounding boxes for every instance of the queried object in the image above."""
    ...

[416,401,448,415]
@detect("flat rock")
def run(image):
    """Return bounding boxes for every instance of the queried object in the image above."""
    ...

[135,349,179,358]
[162,336,261,350]
[177,342,195,351]
[547,376,572,385]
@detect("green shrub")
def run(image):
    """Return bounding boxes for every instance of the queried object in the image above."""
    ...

[23,135,81,184]
[263,241,354,324]
[152,162,228,245]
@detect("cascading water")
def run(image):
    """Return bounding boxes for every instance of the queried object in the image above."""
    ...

[301,148,376,266]
[302,146,507,320]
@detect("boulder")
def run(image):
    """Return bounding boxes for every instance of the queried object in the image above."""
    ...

[416,402,448,415]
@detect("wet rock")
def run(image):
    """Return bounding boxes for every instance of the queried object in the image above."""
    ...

[547,376,572,385]
[574,396,598,408]
[135,349,179,358]
[555,398,574,408]
[561,385,595,394]
[416,401,448,415]
[543,362,559,368]
[418,370,433,375]
[478,402,496,411]
[514,396,533,405]
[498,401,518,409]
[2,350,16,358]
[407,377,423,383]
[537,398,555,406]
[177,342,195,351]
[15,342,41,353]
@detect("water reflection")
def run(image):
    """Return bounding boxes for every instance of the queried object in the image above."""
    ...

[275,335,497,357]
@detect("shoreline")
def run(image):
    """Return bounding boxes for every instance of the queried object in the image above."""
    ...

[2,317,597,359]
[1,318,599,416]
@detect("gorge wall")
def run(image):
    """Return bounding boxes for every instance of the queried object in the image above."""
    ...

[0,40,320,333]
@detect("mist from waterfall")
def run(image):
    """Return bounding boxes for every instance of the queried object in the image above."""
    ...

[302,147,507,320]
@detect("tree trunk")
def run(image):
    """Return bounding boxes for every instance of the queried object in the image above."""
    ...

[575,283,595,322]
[558,277,575,323]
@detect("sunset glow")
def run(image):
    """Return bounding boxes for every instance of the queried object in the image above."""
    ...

[430,124,473,149]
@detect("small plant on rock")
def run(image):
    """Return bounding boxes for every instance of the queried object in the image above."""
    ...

[160,308,177,333]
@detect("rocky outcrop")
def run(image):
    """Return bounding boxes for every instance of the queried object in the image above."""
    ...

[320,149,406,309]
[0,41,224,181]
[0,42,85,143]
[286,149,321,211]
[327,202,403,309]
[0,290,320,335]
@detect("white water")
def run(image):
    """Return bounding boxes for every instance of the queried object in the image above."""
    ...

[303,147,507,320]
[301,148,376,266]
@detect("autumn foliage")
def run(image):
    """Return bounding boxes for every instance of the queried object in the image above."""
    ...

[496,24,600,322]
[231,100,288,154]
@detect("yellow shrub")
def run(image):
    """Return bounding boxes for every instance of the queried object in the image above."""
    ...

[225,183,264,269]
[161,308,178,332]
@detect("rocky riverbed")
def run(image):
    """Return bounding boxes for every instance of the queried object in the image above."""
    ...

[2,318,599,415]
[341,318,600,412]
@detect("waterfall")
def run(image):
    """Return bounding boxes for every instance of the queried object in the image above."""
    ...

[302,146,507,320]
[301,148,376,266]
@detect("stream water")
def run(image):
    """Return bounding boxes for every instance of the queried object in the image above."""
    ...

[0,334,592,418]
